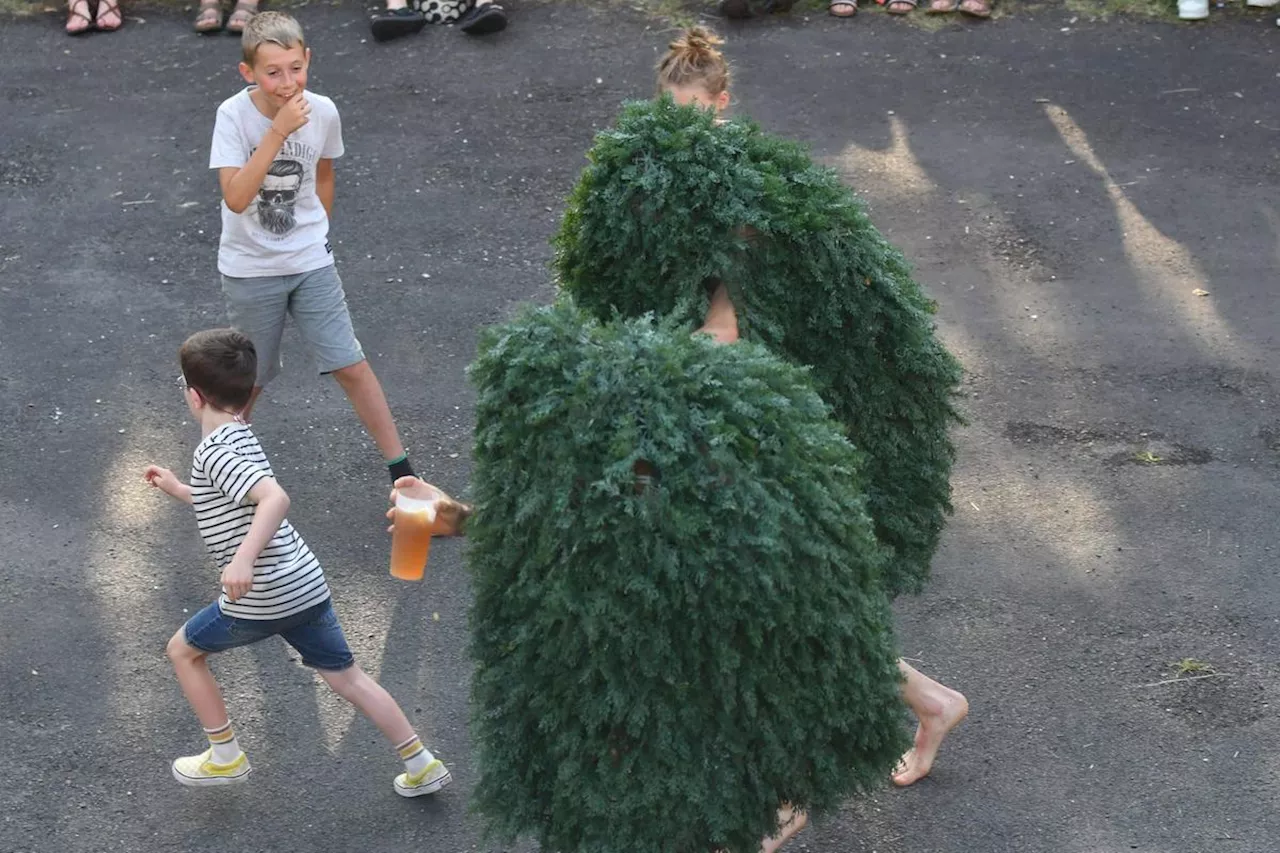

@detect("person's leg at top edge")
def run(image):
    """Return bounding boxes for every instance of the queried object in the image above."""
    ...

[370,0,426,42]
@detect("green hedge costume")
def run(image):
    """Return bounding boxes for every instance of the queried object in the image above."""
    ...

[556,98,963,598]
[467,303,909,853]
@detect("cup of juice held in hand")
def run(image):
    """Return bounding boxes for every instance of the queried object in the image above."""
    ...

[390,493,438,581]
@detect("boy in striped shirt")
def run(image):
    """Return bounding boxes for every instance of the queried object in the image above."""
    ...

[144,328,450,796]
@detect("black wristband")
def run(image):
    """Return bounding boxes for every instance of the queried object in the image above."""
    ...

[388,455,415,484]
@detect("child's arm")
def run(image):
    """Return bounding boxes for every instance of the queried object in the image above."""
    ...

[220,477,291,602]
[143,465,193,504]
[316,158,335,219]
[218,94,312,214]
[696,281,740,345]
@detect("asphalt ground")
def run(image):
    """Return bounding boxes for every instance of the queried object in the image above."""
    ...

[1,3,1278,852]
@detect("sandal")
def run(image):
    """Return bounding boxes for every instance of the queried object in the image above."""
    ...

[194,0,223,33]
[958,0,990,14]
[95,0,123,31]
[457,0,507,35]
[225,0,257,34]
[886,0,917,12]
[370,6,426,42]
[829,0,857,15]
[927,0,958,11]
[66,0,94,34]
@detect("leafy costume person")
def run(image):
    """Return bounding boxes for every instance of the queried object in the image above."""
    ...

[463,303,910,853]
[558,28,970,801]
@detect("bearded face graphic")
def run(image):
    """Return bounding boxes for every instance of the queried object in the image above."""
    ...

[256,160,304,236]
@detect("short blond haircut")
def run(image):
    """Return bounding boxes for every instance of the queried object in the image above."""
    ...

[241,11,306,66]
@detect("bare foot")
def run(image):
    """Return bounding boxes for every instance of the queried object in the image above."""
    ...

[760,804,808,853]
[95,0,122,30]
[66,0,94,34]
[893,664,968,786]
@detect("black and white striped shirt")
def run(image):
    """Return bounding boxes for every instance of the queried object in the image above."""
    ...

[191,422,330,620]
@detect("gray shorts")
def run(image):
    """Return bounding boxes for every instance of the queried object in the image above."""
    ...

[220,265,365,387]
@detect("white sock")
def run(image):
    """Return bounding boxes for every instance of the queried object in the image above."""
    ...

[205,721,243,764]
[395,735,435,776]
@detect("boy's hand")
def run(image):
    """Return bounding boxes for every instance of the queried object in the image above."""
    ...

[143,465,191,502]
[271,93,311,138]
[221,559,255,602]
[388,477,472,537]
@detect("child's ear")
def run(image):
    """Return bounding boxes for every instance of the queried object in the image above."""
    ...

[716,91,731,113]
[238,61,255,85]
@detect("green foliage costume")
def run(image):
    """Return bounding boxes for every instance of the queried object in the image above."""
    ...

[467,303,909,853]
[555,98,963,597]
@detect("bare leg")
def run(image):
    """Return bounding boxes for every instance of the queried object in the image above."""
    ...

[318,664,415,746]
[166,630,231,730]
[760,804,808,853]
[893,660,968,786]
[331,361,407,463]
[240,385,265,423]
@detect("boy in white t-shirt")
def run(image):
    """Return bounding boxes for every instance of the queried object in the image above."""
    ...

[144,328,451,796]
[211,12,418,486]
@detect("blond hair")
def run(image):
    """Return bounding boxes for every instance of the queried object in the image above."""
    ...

[655,27,730,97]
[241,11,306,66]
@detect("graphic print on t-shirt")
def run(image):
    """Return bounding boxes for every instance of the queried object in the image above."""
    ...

[257,159,304,236]
[248,137,319,240]
[256,157,303,233]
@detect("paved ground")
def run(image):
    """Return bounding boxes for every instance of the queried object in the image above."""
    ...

[2,3,1278,852]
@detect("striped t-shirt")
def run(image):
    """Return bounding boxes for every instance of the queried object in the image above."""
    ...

[191,422,330,620]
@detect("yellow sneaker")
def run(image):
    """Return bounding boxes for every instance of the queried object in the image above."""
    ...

[393,758,452,797]
[171,748,252,787]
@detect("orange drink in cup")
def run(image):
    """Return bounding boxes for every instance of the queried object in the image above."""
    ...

[390,492,438,581]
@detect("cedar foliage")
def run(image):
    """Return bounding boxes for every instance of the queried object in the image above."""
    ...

[555,98,963,597]
[467,302,909,853]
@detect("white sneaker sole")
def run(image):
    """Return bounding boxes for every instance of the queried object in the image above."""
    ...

[394,768,453,798]
[172,762,252,787]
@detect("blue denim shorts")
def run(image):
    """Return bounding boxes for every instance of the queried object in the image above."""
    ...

[183,598,355,671]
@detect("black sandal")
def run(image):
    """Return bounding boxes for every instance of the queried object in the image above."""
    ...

[457,0,507,35]
[719,0,796,17]
[371,6,427,41]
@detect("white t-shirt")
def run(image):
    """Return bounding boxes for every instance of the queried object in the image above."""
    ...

[191,422,330,620]
[209,88,344,278]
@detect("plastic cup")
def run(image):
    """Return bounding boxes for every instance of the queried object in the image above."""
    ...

[390,493,438,581]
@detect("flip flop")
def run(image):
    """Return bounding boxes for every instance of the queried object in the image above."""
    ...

[958,0,991,16]
[457,0,507,34]
[66,0,94,34]
[829,0,857,15]
[886,0,917,12]
[371,6,427,41]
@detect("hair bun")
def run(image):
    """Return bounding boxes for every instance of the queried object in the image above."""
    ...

[670,26,724,60]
